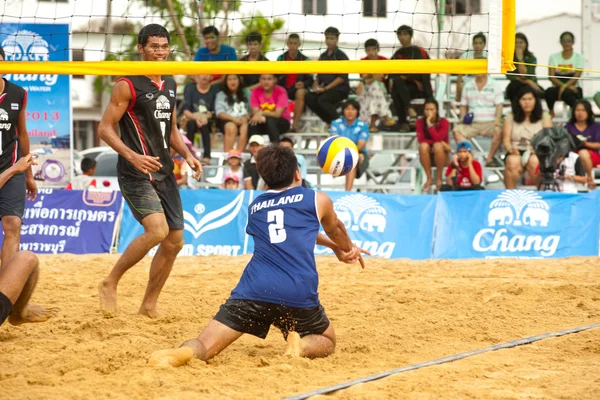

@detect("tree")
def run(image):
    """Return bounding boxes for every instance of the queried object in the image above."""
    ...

[237,12,285,54]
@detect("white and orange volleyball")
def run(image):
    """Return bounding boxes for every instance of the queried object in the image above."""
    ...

[317,135,359,177]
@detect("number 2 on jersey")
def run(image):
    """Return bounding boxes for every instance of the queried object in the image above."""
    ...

[267,209,287,244]
[159,121,168,149]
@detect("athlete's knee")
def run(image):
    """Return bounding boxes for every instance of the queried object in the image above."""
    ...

[10,251,39,275]
[143,217,170,244]
[2,216,22,237]
[161,230,184,255]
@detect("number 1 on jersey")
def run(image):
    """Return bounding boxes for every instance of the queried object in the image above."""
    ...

[267,209,287,244]
[159,121,168,149]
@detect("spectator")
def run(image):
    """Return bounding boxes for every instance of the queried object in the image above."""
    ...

[356,38,394,132]
[506,33,543,102]
[277,33,313,132]
[416,98,452,192]
[222,173,240,190]
[536,151,587,193]
[183,74,218,164]
[66,157,97,190]
[194,26,237,88]
[239,32,269,91]
[453,73,504,166]
[243,135,265,190]
[330,100,370,191]
[565,100,600,189]
[215,74,250,152]
[456,32,487,102]
[249,74,291,144]
[171,148,189,189]
[223,150,244,184]
[305,27,350,127]
[390,25,433,132]
[503,86,552,189]
[545,31,584,116]
[280,136,309,186]
[440,142,483,191]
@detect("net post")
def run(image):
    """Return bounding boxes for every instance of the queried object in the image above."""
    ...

[500,0,516,73]
[487,0,503,74]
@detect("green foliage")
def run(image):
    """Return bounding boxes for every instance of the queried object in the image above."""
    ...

[238,12,285,54]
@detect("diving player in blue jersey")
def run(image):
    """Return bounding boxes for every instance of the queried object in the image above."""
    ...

[150,145,367,366]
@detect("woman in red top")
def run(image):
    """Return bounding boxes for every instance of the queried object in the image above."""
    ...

[416,98,451,192]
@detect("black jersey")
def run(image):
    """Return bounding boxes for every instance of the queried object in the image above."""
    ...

[0,79,27,173]
[117,76,177,181]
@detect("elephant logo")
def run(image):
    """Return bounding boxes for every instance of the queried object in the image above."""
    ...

[1,30,50,61]
[0,109,8,121]
[488,190,550,227]
[333,194,387,233]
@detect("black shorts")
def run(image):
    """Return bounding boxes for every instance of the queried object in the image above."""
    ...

[286,86,298,100]
[0,291,13,326]
[119,174,184,230]
[0,172,25,220]
[214,299,330,340]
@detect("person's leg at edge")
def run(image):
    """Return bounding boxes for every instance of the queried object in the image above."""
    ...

[577,149,595,189]
[1,216,22,272]
[223,121,238,152]
[345,167,357,192]
[419,142,433,191]
[285,324,336,359]
[200,124,211,161]
[545,87,558,118]
[486,125,503,164]
[504,154,523,190]
[433,141,448,189]
[293,89,307,131]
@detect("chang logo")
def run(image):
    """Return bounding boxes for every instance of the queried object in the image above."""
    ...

[333,194,387,232]
[2,30,58,86]
[473,190,559,257]
[183,191,244,239]
[0,109,9,121]
[154,95,172,119]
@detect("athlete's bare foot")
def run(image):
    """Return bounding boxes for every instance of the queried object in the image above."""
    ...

[284,331,302,357]
[148,347,194,367]
[138,305,162,319]
[98,280,117,318]
[8,304,59,326]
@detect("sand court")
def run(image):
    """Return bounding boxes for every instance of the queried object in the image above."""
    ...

[1,254,599,399]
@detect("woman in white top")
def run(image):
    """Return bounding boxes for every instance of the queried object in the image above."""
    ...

[544,31,584,116]
[503,86,553,189]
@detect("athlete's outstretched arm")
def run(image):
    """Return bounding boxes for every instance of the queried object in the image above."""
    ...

[99,81,162,175]
[0,154,36,190]
[316,233,369,266]
[16,99,37,200]
[169,109,202,180]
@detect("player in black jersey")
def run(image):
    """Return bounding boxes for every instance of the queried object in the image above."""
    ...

[98,24,202,318]
[0,46,38,272]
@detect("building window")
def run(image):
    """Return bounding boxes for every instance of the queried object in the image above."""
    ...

[74,121,93,151]
[72,49,84,79]
[303,0,327,15]
[446,0,481,15]
[363,0,387,18]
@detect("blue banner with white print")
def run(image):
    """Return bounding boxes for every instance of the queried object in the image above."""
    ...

[433,190,600,259]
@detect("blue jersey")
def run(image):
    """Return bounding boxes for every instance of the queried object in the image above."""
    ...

[230,186,320,308]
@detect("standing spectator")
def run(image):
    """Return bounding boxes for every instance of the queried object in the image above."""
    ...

[243,135,265,190]
[215,74,250,152]
[66,157,97,190]
[277,34,313,132]
[305,27,350,127]
[249,74,290,144]
[330,100,370,191]
[223,150,244,184]
[503,86,551,189]
[453,73,504,167]
[565,100,600,189]
[390,25,433,132]
[239,32,269,91]
[545,31,584,116]
[222,173,240,190]
[280,136,308,185]
[416,99,451,192]
[456,32,487,102]
[183,74,217,164]
[356,39,394,132]
[194,26,237,88]
[441,142,483,191]
[506,33,543,102]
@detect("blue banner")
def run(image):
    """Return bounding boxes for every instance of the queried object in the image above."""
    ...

[433,190,600,259]
[0,189,122,254]
[1,23,72,187]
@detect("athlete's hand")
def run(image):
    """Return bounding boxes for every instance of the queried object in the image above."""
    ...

[14,153,37,173]
[187,156,202,180]
[334,245,370,269]
[26,175,38,201]
[131,154,162,175]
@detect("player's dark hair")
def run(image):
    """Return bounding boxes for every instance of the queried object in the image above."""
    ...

[569,99,595,126]
[279,136,294,146]
[324,27,340,37]
[560,31,575,42]
[138,24,170,46]
[222,74,247,106]
[364,38,379,49]
[288,33,300,41]
[396,25,413,37]
[342,98,361,113]
[473,32,487,45]
[202,26,219,37]
[512,85,543,124]
[0,46,5,60]
[246,31,262,44]
[256,145,298,189]
[514,32,531,57]
[81,157,97,174]
[422,98,440,124]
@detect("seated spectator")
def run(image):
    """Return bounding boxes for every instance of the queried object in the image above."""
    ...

[506,33,543,102]
[183,74,217,164]
[249,74,290,144]
[356,38,394,132]
[390,25,433,132]
[565,100,600,189]
[440,142,483,191]
[222,173,240,190]
[503,86,552,189]
[277,33,313,132]
[456,32,487,102]
[306,27,350,127]
[223,150,244,184]
[215,74,250,152]
[330,100,370,192]
[194,26,237,88]
[453,73,503,166]
[536,151,587,193]
[171,148,188,189]
[416,98,451,192]
[280,136,309,187]
[239,32,269,91]
[243,135,265,190]
[66,157,97,190]
[545,31,584,116]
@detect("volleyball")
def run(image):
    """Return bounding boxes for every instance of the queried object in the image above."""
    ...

[317,135,359,177]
